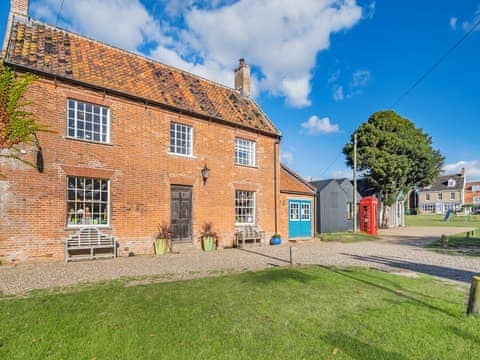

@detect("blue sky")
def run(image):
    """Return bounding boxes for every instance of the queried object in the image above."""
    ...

[1,1,479,180]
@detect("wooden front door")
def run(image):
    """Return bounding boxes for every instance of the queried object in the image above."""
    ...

[171,186,192,243]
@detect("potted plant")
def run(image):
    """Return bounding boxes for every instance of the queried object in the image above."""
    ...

[201,222,216,251]
[270,233,282,245]
[154,223,172,255]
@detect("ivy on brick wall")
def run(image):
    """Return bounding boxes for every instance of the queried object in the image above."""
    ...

[0,63,49,175]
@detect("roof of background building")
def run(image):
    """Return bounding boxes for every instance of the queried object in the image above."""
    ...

[421,173,465,192]
[280,164,316,195]
[3,18,280,137]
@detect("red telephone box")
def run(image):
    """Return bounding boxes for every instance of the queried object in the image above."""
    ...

[359,196,378,235]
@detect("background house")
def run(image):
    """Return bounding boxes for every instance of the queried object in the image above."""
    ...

[279,164,316,240]
[309,178,359,233]
[418,169,465,214]
[464,181,480,211]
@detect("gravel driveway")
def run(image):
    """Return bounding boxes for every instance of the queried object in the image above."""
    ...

[1,226,479,296]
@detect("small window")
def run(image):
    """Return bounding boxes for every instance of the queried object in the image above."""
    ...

[346,202,353,220]
[448,179,456,188]
[438,193,443,201]
[235,191,255,224]
[450,192,455,200]
[170,122,193,156]
[67,176,109,226]
[473,196,480,205]
[425,192,430,201]
[235,138,256,166]
[289,202,300,221]
[472,185,480,192]
[67,99,110,143]
[301,203,311,221]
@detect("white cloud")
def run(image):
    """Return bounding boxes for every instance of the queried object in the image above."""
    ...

[31,0,363,106]
[333,86,344,101]
[449,17,458,30]
[280,151,294,164]
[301,115,340,135]
[443,160,480,180]
[351,70,371,87]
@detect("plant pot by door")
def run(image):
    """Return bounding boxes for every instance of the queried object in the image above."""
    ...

[270,235,281,245]
[154,238,169,255]
[202,236,215,251]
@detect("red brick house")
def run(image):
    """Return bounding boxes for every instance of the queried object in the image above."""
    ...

[0,1,316,263]
[465,181,480,208]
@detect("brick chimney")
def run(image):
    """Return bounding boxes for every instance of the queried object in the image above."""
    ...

[10,0,29,18]
[234,58,251,97]
[461,167,465,176]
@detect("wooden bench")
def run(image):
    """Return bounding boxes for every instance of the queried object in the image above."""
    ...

[235,225,266,248]
[64,226,116,262]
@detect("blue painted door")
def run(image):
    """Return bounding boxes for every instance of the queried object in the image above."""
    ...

[288,200,312,238]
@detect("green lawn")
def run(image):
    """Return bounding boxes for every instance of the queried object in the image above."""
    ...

[406,214,480,228]
[1,267,479,359]
[427,231,480,257]
[318,231,379,243]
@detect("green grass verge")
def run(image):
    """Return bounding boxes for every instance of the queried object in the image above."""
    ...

[318,232,379,243]
[1,266,478,359]
[426,231,480,257]
[406,214,480,228]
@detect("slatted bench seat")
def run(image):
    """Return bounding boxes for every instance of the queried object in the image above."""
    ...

[64,226,116,262]
[235,225,266,248]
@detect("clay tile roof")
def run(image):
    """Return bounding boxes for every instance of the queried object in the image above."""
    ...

[4,19,280,137]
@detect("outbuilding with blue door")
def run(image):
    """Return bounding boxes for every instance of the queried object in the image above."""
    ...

[279,164,316,241]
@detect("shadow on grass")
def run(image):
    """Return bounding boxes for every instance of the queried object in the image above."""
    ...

[341,253,477,283]
[446,326,480,343]
[323,332,407,360]
[239,268,315,284]
[319,265,458,318]
[238,248,290,264]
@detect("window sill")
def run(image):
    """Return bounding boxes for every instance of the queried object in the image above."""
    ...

[234,163,258,169]
[168,152,196,159]
[64,225,112,231]
[64,136,113,146]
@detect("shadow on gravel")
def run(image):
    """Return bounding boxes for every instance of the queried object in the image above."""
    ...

[238,248,290,264]
[341,253,477,283]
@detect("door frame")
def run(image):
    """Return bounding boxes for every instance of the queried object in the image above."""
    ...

[288,198,313,239]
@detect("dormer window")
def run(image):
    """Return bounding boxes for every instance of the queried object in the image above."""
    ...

[447,179,456,188]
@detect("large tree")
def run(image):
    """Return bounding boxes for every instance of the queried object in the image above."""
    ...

[343,110,444,227]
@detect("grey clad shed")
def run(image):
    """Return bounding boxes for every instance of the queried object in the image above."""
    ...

[309,178,360,233]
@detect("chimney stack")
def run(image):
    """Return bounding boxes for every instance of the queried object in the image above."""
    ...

[234,58,251,97]
[10,0,29,18]
[461,167,465,176]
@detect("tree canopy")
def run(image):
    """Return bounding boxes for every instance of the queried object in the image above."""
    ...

[343,110,444,206]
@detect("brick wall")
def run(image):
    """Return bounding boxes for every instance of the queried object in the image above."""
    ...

[0,77,280,262]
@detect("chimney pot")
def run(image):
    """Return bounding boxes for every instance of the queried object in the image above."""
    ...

[234,58,251,98]
[10,0,29,18]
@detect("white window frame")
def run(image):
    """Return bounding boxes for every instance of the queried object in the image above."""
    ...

[235,191,256,224]
[346,202,353,220]
[422,203,435,213]
[472,185,480,192]
[301,202,311,221]
[67,99,110,143]
[450,192,455,200]
[66,176,110,228]
[169,122,194,157]
[438,193,443,201]
[473,196,480,205]
[289,202,300,221]
[448,179,456,188]
[235,138,256,166]
[425,192,430,201]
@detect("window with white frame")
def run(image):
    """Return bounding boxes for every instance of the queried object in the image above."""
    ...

[438,192,443,201]
[450,192,455,200]
[346,202,353,220]
[422,203,435,213]
[473,196,480,205]
[425,192,430,201]
[289,202,300,221]
[448,179,456,187]
[472,185,480,192]
[170,122,193,156]
[235,138,256,166]
[301,203,311,221]
[235,191,255,224]
[67,99,109,143]
[67,176,109,226]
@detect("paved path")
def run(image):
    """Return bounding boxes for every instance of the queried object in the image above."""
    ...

[1,226,479,296]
